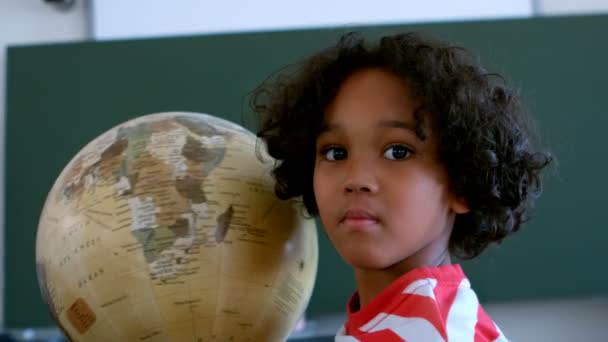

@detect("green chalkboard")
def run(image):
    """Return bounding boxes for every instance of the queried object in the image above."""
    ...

[5,15,608,328]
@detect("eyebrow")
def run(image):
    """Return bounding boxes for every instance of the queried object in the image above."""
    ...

[319,119,425,140]
[378,119,416,132]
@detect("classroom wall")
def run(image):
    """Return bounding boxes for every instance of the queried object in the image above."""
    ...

[5,15,608,329]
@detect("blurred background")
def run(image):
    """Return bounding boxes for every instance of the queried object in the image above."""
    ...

[1,1,608,341]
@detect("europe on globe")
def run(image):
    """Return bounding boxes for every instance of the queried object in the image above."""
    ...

[35,112,318,341]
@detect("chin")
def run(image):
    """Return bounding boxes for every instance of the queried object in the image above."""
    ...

[342,251,394,270]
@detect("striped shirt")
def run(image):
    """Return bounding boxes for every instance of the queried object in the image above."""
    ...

[335,264,507,342]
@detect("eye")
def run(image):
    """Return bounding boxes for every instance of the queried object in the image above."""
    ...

[322,147,347,161]
[384,144,412,160]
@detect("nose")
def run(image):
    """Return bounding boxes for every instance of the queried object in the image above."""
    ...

[343,159,378,194]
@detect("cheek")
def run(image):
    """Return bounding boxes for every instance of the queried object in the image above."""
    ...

[313,162,328,191]
[387,173,450,212]
[313,165,334,217]
[312,166,324,204]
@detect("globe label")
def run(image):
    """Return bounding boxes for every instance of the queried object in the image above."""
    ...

[67,298,96,334]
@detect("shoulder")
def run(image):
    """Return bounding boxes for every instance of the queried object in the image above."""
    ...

[338,265,508,341]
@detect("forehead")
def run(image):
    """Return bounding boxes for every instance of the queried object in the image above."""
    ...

[321,67,428,139]
[325,68,418,122]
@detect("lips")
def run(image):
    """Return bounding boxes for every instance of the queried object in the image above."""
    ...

[340,209,380,228]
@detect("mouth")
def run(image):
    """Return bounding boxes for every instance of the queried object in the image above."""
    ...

[339,209,380,229]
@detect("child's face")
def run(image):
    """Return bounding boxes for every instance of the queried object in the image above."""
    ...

[313,68,469,271]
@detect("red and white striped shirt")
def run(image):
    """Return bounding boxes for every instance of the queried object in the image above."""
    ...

[336,264,507,342]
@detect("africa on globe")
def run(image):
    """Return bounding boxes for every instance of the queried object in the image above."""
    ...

[35,112,318,341]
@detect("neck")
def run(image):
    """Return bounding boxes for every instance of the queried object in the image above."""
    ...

[353,248,452,310]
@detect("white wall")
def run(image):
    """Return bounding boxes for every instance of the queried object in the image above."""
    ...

[540,0,608,14]
[91,0,533,40]
[89,0,608,41]
[0,0,88,327]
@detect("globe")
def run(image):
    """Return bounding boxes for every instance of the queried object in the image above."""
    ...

[35,112,318,341]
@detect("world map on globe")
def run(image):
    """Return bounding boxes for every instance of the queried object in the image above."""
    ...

[36,112,318,341]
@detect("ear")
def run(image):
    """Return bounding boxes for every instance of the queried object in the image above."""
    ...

[450,195,470,215]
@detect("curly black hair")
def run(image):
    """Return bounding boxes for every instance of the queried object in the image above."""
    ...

[252,32,552,259]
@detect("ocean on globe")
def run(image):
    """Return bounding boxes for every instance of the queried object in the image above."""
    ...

[35,112,318,341]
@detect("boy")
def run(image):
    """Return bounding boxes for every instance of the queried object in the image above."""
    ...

[253,32,551,341]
